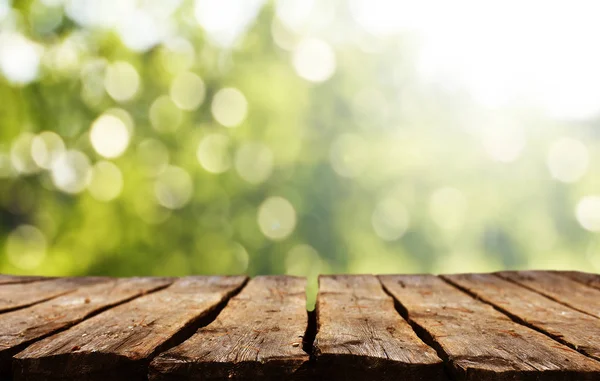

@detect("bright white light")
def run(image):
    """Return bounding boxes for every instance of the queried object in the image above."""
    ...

[481,120,526,163]
[89,161,123,202]
[547,137,589,183]
[211,88,248,127]
[104,61,140,102]
[194,0,265,47]
[275,0,314,31]
[117,9,163,52]
[90,114,131,158]
[353,1,600,120]
[0,33,43,85]
[65,0,127,27]
[258,196,296,241]
[197,134,231,174]
[51,150,92,194]
[292,38,336,83]
[576,196,600,232]
[0,0,9,20]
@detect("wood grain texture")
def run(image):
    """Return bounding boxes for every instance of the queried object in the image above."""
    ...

[444,273,600,361]
[0,277,108,313]
[559,271,600,291]
[313,275,444,381]
[0,277,172,376]
[380,274,600,380]
[497,271,600,319]
[0,275,51,285]
[13,276,246,381]
[149,276,309,381]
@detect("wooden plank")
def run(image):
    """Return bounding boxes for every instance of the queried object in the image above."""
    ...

[149,276,309,381]
[0,275,51,285]
[312,275,444,381]
[0,277,173,376]
[443,273,600,361]
[13,276,246,381]
[380,274,600,380]
[497,271,600,319]
[559,271,600,291]
[0,277,108,313]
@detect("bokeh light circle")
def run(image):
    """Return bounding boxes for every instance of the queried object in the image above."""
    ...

[104,61,140,102]
[88,161,124,202]
[292,38,336,83]
[197,134,231,174]
[6,225,47,270]
[90,114,131,158]
[31,131,65,169]
[170,72,206,111]
[154,165,193,209]
[234,142,274,184]
[211,87,248,127]
[50,150,92,194]
[258,196,297,241]
[576,196,600,232]
[150,95,183,133]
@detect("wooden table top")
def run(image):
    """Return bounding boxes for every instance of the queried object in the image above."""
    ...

[0,271,599,380]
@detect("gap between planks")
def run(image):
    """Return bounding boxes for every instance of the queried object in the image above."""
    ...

[3,272,600,381]
[11,276,249,381]
[441,274,600,363]
[379,274,600,380]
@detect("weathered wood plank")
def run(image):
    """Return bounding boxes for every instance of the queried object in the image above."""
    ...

[559,271,600,291]
[0,277,172,376]
[443,273,600,361]
[497,271,600,319]
[0,277,108,313]
[13,276,246,381]
[149,276,309,381]
[380,274,600,380]
[0,275,51,285]
[312,275,444,381]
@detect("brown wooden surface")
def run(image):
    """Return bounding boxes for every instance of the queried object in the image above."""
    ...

[0,276,50,285]
[558,271,600,291]
[380,274,600,380]
[313,275,444,380]
[149,276,309,381]
[444,273,600,361]
[497,270,600,319]
[0,272,598,380]
[0,277,172,376]
[0,277,107,313]
[13,276,246,381]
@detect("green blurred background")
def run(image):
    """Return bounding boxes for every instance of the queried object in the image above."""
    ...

[1,0,599,306]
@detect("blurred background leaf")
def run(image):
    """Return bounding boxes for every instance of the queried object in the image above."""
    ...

[1,0,600,308]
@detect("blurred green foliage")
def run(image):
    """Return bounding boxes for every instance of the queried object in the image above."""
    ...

[0,0,599,310]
